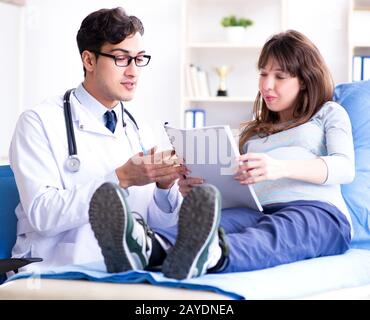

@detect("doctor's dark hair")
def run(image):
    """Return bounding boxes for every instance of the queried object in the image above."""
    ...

[239,30,334,152]
[76,7,144,74]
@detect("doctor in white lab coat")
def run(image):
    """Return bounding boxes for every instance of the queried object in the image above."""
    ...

[8,7,183,271]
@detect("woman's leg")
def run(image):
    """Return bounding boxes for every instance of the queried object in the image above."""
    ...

[220,201,351,273]
[153,207,263,270]
[220,207,263,234]
[154,207,262,248]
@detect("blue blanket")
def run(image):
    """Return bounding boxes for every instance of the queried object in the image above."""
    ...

[7,249,370,299]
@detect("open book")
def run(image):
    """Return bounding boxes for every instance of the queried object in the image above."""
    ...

[165,124,263,211]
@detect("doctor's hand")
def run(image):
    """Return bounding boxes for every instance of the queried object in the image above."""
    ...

[115,147,186,189]
[178,174,204,197]
[234,152,285,185]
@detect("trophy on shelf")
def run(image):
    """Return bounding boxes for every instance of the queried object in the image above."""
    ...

[215,65,231,97]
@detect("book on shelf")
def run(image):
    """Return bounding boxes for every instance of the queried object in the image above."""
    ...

[164,123,263,211]
[353,55,370,81]
[197,68,211,98]
[186,64,211,98]
[185,109,205,128]
[185,64,195,97]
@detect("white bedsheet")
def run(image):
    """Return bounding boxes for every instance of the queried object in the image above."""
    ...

[6,249,370,299]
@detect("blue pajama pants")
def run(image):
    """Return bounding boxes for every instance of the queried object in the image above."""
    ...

[219,200,351,273]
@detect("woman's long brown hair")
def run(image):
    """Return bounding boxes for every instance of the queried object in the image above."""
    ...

[239,30,334,153]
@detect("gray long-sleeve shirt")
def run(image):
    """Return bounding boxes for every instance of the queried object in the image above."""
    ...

[243,101,355,230]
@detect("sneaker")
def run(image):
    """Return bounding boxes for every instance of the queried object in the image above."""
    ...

[162,184,222,280]
[89,182,152,273]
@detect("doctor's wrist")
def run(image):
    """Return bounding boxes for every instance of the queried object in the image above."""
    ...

[115,167,130,189]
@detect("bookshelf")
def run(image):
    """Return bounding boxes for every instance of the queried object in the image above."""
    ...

[184,97,255,103]
[351,0,370,80]
[180,0,286,129]
[187,42,262,49]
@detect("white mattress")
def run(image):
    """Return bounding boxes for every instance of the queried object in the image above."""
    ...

[2,248,370,300]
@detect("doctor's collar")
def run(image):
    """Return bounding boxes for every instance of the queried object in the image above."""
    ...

[74,84,121,124]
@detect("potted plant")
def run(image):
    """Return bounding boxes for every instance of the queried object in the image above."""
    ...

[221,15,253,43]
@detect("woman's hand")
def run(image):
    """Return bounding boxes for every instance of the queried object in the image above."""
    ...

[234,152,286,184]
[178,174,204,197]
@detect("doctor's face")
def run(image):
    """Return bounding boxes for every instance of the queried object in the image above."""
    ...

[87,32,148,108]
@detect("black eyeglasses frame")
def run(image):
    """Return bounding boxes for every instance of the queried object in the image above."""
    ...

[91,50,151,67]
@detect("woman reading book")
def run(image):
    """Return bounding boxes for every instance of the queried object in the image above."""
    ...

[160,29,355,278]
[89,30,354,280]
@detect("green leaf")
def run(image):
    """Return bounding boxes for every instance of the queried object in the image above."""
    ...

[220,15,253,28]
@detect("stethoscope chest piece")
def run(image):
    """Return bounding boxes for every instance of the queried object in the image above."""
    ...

[65,155,81,173]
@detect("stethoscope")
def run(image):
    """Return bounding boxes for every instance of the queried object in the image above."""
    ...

[63,88,142,173]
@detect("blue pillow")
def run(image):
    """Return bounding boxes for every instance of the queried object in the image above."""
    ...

[334,80,370,249]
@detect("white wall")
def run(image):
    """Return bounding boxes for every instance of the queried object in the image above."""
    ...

[0,2,22,163]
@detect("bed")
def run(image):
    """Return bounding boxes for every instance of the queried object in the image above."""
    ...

[1,80,370,300]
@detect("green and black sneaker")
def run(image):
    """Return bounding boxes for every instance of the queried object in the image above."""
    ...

[162,184,223,280]
[89,182,152,273]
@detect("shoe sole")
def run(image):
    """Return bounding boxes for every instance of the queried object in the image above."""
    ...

[89,183,134,273]
[162,185,220,280]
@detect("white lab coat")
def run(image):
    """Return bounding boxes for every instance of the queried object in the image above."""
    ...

[9,87,179,271]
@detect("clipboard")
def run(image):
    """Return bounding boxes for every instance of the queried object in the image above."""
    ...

[164,124,263,211]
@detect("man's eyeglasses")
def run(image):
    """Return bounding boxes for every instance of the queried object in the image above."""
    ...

[91,50,151,67]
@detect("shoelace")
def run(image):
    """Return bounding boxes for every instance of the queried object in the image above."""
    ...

[218,227,229,257]
[132,211,155,249]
